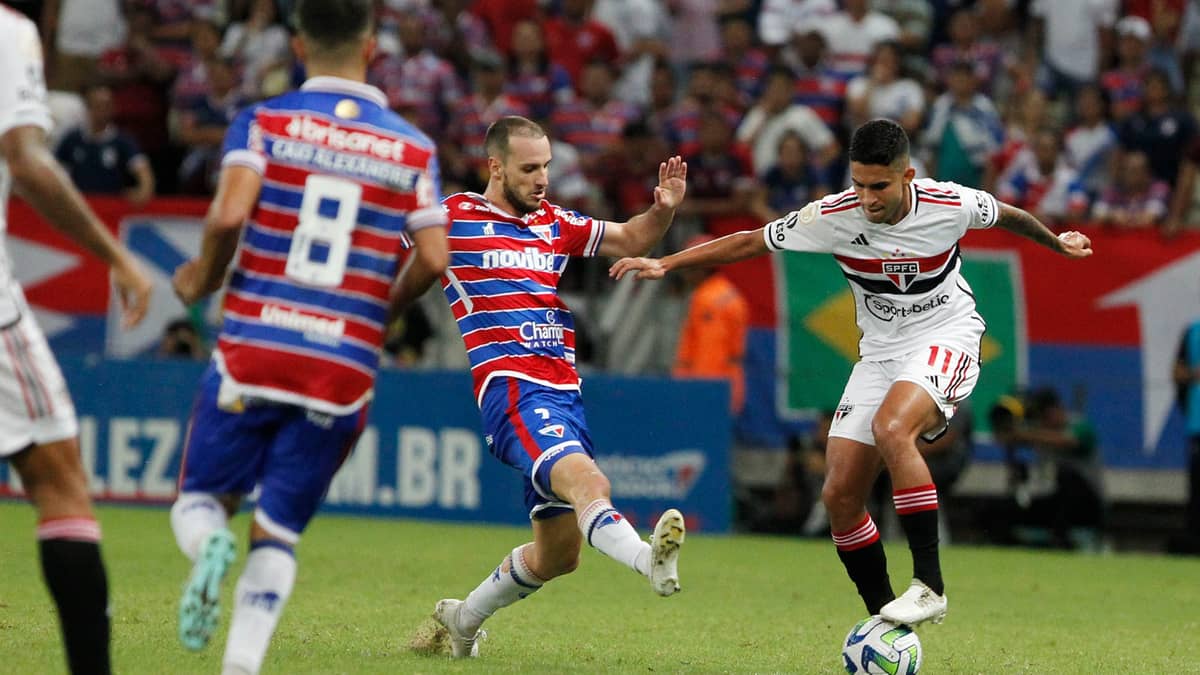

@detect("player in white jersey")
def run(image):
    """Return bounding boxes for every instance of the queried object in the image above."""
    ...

[612,119,1092,627]
[0,5,152,674]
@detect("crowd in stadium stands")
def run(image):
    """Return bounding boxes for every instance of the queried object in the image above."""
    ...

[22,0,1200,234]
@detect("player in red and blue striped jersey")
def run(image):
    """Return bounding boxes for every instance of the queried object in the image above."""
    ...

[167,2,449,673]
[391,116,687,658]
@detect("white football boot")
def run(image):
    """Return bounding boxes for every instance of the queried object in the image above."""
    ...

[648,508,686,596]
[879,579,948,626]
[433,599,483,658]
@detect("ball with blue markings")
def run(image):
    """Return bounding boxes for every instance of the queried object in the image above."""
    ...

[842,616,922,674]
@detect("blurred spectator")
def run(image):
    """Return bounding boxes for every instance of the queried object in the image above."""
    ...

[845,41,925,136]
[1101,15,1154,121]
[175,58,245,195]
[1123,0,1189,92]
[672,233,749,414]
[737,67,838,179]
[1170,315,1200,554]
[644,59,679,138]
[751,132,827,222]
[1090,151,1171,228]
[1064,84,1118,198]
[423,0,494,76]
[817,0,900,82]
[987,388,1105,551]
[368,9,464,136]
[1164,138,1200,237]
[220,0,291,100]
[1117,68,1198,187]
[662,61,742,155]
[542,0,621,86]
[601,119,671,220]
[930,7,1007,96]
[1029,0,1118,97]
[504,19,575,121]
[550,60,641,179]
[147,0,218,62]
[41,0,126,93]
[677,109,757,227]
[593,0,670,108]
[989,89,1051,191]
[719,14,769,110]
[757,0,835,51]
[996,128,1090,225]
[543,122,598,215]
[667,0,723,65]
[97,3,178,192]
[781,28,846,132]
[55,82,154,205]
[158,318,205,360]
[172,14,225,112]
[469,0,538,56]
[871,0,932,55]
[921,60,1003,188]
[445,53,530,191]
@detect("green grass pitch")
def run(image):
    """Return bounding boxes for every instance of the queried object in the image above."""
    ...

[1,502,1198,673]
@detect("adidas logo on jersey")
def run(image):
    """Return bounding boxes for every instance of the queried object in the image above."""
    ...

[851,233,869,245]
[482,247,557,271]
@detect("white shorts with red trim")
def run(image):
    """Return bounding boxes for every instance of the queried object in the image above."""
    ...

[0,306,77,457]
[829,336,980,446]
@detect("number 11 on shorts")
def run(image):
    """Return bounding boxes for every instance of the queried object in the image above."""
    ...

[927,345,953,375]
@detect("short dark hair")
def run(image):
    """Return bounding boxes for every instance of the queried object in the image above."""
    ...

[484,116,547,159]
[293,0,373,53]
[848,119,910,167]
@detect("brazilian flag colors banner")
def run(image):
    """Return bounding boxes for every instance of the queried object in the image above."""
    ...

[776,227,1200,470]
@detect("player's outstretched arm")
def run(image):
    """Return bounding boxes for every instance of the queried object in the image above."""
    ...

[609,228,770,280]
[994,202,1093,259]
[1,125,152,328]
[173,165,261,305]
[597,155,687,258]
[390,226,449,316]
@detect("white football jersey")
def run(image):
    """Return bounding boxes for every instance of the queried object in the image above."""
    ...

[0,7,53,299]
[764,178,1000,361]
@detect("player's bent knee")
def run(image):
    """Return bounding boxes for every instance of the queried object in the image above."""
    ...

[822,482,865,518]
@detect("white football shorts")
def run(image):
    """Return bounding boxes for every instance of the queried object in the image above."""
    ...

[829,337,980,446]
[0,289,78,457]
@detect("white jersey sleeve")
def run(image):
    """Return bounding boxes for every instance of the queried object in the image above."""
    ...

[0,13,52,137]
[763,200,839,253]
[954,183,1001,230]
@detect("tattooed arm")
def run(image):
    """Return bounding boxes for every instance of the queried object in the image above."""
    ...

[994,203,1093,259]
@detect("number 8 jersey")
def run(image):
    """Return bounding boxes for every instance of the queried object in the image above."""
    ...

[216,76,445,414]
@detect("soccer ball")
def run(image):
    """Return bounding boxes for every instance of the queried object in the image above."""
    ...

[841,616,922,674]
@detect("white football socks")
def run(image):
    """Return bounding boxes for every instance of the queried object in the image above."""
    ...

[460,544,544,634]
[223,544,296,675]
[171,492,228,561]
[577,499,651,576]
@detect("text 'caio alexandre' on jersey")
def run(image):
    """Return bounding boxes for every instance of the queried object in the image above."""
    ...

[217,77,446,415]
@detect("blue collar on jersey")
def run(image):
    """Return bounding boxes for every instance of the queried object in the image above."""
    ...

[300,76,388,108]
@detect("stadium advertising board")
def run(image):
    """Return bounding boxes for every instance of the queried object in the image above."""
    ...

[0,359,732,532]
